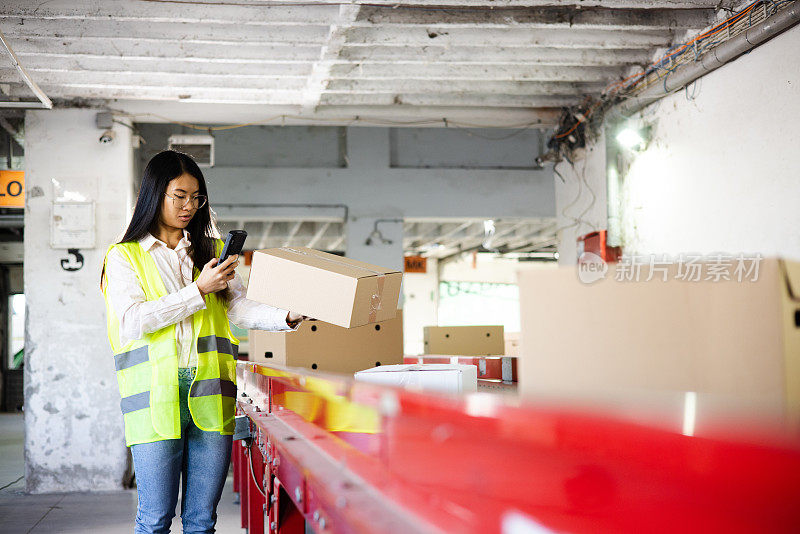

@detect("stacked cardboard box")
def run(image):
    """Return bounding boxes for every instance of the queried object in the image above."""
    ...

[249,311,404,375]
[423,325,505,356]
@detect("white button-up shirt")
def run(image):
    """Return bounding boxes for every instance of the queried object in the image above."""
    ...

[105,230,293,368]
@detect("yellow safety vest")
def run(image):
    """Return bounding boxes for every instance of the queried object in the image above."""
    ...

[102,240,238,447]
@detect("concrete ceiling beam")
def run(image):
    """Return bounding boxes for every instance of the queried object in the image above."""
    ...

[0,116,23,146]
[0,0,339,24]
[325,1,722,6]
[0,17,330,45]
[1,4,714,30]
[319,93,579,108]
[257,222,274,249]
[8,38,323,62]
[1,18,675,49]
[12,47,652,69]
[0,0,725,18]
[413,221,477,252]
[90,100,565,128]
[0,69,308,89]
[330,63,623,82]
[356,6,716,30]
[325,79,607,95]
[329,234,346,251]
[11,39,652,67]
[307,222,332,249]
[428,220,549,258]
[283,221,304,247]
[7,83,587,108]
[339,46,653,65]
[0,55,313,76]
[342,27,673,48]
[4,84,302,105]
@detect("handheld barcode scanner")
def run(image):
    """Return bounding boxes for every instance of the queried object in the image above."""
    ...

[219,230,247,264]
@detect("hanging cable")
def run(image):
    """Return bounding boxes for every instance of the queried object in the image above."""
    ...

[245,443,267,498]
[604,0,791,98]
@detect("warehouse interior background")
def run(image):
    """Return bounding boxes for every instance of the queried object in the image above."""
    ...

[0,0,799,532]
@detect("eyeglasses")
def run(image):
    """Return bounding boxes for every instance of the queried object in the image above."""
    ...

[165,192,207,210]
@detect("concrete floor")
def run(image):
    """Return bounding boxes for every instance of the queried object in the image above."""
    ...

[0,413,246,534]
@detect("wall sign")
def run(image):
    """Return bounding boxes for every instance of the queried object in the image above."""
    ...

[0,170,25,208]
[60,249,84,271]
[404,255,427,273]
[51,201,96,249]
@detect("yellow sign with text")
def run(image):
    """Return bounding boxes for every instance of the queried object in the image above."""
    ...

[0,171,24,207]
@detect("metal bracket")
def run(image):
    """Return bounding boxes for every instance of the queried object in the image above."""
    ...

[233,414,252,441]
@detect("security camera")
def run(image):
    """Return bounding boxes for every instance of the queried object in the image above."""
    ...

[99,129,116,144]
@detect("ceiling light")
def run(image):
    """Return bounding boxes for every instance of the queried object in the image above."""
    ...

[616,128,646,150]
[365,220,393,246]
[418,243,443,252]
[482,219,497,251]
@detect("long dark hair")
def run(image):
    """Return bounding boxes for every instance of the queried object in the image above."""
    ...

[101,150,229,301]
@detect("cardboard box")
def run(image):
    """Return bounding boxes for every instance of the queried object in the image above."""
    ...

[423,325,505,355]
[246,247,402,328]
[355,364,478,394]
[518,258,800,428]
[504,332,521,358]
[249,311,404,375]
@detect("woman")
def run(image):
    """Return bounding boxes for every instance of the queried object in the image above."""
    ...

[101,150,303,534]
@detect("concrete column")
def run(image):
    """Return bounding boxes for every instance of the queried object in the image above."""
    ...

[24,109,134,492]
[345,125,389,169]
[342,129,405,304]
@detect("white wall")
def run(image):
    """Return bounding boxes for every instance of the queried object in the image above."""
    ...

[619,26,800,259]
[24,109,134,492]
[402,258,439,355]
[553,131,608,265]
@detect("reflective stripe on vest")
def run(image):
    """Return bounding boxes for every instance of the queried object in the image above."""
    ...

[120,391,150,414]
[114,346,149,371]
[190,378,237,398]
[198,335,238,358]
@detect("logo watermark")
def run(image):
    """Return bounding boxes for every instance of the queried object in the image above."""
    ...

[577,253,762,284]
[577,251,608,284]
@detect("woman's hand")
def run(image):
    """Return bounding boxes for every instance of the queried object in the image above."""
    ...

[286,311,304,323]
[286,312,312,328]
[196,255,239,296]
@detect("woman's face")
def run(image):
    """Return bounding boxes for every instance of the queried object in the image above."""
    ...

[160,173,201,230]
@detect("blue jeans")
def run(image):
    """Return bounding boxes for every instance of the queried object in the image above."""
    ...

[130,368,233,534]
